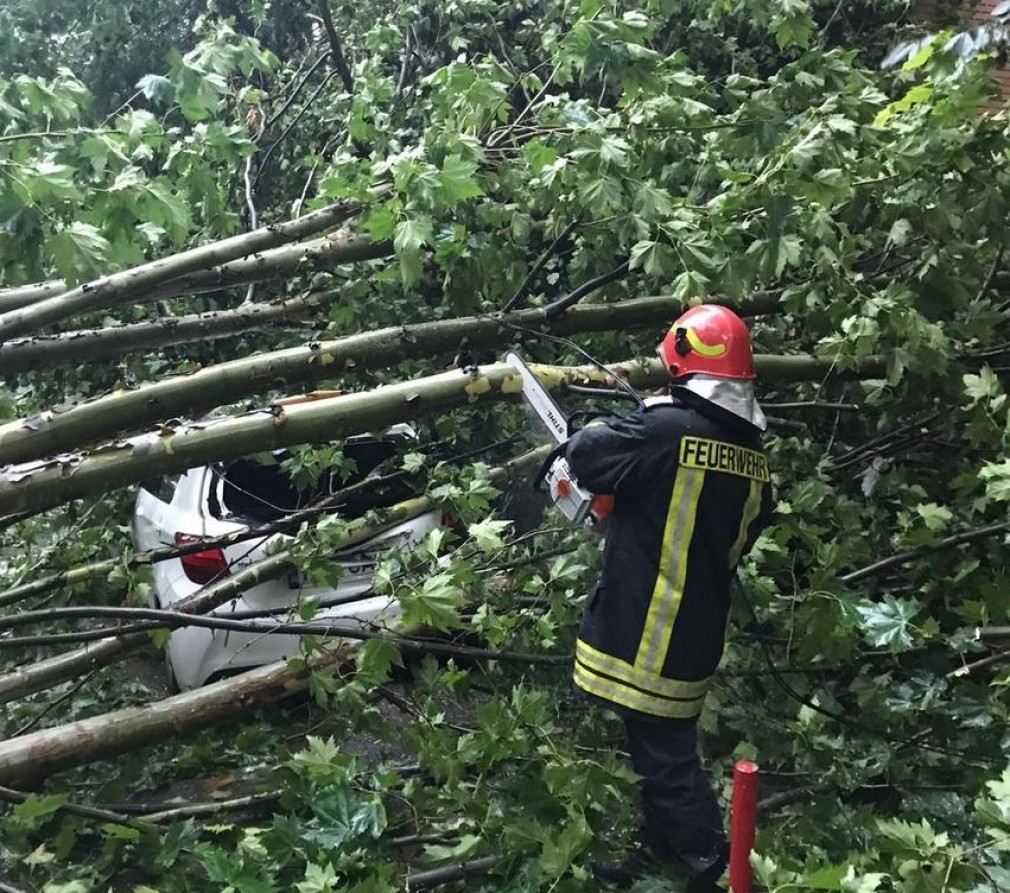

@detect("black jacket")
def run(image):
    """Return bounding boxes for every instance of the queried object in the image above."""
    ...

[566,394,773,720]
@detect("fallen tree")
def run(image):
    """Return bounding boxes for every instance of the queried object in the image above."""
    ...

[0,231,388,318]
[0,199,365,339]
[0,291,783,466]
[0,353,882,516]
[0,289,348,376]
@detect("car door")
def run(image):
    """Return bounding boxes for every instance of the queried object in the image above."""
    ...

[133,476,180,551]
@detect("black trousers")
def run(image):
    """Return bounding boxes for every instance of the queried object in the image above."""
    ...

[623,713,727,878]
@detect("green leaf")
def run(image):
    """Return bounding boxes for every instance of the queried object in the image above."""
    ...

[399,572,463,631]
[402,452,426,473]
[423,833,482,862]
[12,793,67,824]
[915,502,952,532]
[539,814,591,877]
[802,864,848,889]
[856,596,919,650]
[979,460,1010,503]
[597,135,630,169]
[468,518,512,552]
[394,216,434,253]
[963,367,1004,409]
[296,862,339,893]
[438,154,483,202]
[629,239,676,278]
[289,736,353,780]
[48,222,111,283]
[355,639,403,683]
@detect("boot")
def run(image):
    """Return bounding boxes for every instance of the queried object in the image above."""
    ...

[592,840,656,888]
[677,840,728,893]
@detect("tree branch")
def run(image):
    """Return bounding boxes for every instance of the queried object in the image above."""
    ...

[0,607,571,668]
[946,648,1010,679]
[840,522,1008,584]
[543,259,630,318]
[0,291,785,469]
[315,0,354,94]
[0,355,883,517]
[0,290,344,376]
[0,232,389,318]
[405,856,501,891]
[501,215,582,314]
[0,784,144,828]
[0,201,366,340]
[267,51,329,128]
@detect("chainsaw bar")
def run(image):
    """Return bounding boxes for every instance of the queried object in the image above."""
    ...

[505,351,569,444]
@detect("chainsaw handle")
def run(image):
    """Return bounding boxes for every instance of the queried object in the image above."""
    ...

[533,442,568,493]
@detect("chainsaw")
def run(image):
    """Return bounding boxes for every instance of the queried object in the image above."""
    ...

[505,351,614,532]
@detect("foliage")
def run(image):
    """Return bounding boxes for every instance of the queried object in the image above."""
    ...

[4,0,1010,892]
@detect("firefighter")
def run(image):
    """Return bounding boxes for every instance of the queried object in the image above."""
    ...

[565,304,773,891]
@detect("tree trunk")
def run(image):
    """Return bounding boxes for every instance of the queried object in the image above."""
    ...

[0,353,881,517]
[0,290,344,376]
[0,232,387,318]
[0,292,784,466]
[0,645,357,786]
[131,231,388,308]
[0,200,364,339]
[0,281,66,314]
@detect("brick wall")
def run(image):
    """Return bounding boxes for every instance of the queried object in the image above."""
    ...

[915,0,1010,106]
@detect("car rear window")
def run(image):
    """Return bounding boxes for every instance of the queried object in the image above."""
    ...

[210,438,399,524]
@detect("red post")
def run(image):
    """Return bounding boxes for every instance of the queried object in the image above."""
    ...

[729,760,759,893]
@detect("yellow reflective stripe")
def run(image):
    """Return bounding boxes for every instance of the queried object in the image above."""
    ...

[574,661,706,719]
[729,479,764,568]
[576,639,711,700]
[635,467,705,674]
[685,328,727,358]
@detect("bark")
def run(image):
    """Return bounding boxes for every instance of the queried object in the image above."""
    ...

[0,353,880,517]
[0,290,345,376]
[0,200,364,340]
[0,232,386,318]
[0,645,357,786]
[0,280,67,313]
[0,291,785,466]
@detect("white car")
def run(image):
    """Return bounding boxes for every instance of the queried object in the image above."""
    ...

[132,429,441,689]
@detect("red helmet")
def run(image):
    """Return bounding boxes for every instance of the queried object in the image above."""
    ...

[658,304,755,380]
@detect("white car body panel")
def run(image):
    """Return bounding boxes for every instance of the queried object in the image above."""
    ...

[132,457,439,690]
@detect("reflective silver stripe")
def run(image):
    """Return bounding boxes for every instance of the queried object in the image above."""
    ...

[574,660,707,719]
[635,466,705,674]
[577,639,711,700]
[729,479,764,568]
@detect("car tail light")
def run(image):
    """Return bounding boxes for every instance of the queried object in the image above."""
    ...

[440,512,467,538]
[175,533,231,585]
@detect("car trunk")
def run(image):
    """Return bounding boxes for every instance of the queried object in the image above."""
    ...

[199,436,433,607]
